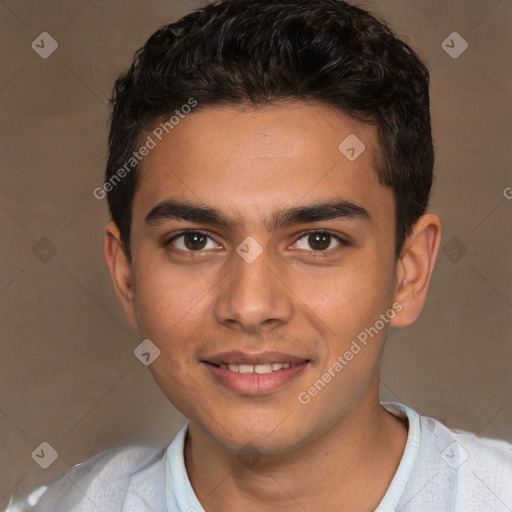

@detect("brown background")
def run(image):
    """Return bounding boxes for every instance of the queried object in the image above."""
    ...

[1,0,511,505]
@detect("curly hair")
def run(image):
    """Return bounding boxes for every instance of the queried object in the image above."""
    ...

[106,0,433,260]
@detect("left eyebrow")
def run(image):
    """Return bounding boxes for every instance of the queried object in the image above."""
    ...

[144,198,370,231]
[267,200,370,231]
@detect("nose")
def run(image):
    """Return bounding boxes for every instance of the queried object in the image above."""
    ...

[213,244,293,334]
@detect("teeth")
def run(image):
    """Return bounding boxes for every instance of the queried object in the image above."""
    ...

[254,364,273,374]
[238,364,253,374]
[222,362,294,373]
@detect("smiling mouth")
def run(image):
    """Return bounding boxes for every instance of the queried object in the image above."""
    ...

[202,352,311,394]
[206,362,302,374]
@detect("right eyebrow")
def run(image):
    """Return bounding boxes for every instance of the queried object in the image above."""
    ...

[145,199,240,230]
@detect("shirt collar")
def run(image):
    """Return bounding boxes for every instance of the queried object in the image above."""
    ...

[165,401,421,512]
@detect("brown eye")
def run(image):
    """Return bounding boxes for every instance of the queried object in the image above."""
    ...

[294,231,345,253]
[183,232,207,250]
[167,231,218,252]
[308,232,331,251]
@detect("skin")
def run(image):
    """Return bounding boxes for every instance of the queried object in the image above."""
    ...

[104,102,441,511]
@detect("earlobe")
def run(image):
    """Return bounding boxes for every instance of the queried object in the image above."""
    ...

[391,214,441,327]
[103,221,138,330]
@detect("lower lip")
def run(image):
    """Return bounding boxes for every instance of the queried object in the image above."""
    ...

[203,362,309,395]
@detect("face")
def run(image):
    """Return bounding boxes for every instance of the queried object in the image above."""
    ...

[110,102,408,455]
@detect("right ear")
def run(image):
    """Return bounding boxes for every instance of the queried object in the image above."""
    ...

[103,221,138,330]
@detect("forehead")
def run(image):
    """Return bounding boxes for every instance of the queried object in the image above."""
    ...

[133,102,392,228]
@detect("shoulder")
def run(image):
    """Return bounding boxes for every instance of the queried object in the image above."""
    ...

[419,413,512,511]
[382,402,512,512]
[422,413,512,472]
[6,445,166,512]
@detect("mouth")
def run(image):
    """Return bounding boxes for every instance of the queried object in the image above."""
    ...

[208,361,299,373]
[202,352,310,394]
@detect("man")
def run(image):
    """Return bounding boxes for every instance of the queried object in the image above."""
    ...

[9,0,511,510]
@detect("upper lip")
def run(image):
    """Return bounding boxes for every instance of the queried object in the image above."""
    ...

[203,351,310,366]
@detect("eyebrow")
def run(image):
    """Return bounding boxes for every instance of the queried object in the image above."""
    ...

[145,198,370,231]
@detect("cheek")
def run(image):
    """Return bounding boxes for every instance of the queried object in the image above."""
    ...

[132,262,211,415]
[300,257,391,335]
[132,255,212,343]
[296,256,396,404]
[296,272,389,422]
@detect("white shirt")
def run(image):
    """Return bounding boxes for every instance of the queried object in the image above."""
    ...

[7,402,512,511]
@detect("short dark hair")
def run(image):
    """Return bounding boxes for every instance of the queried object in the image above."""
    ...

[106,0,433,260]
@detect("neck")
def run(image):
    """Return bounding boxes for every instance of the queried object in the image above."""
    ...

[184,396,408,512]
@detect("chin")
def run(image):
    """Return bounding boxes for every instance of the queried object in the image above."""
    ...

[199,409,311,457]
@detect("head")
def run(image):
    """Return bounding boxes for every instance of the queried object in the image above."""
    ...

[104,0,440,454]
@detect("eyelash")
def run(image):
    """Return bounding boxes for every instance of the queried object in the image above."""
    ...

[164,230,349,256]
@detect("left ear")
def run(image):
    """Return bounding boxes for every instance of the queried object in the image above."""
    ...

[391,213,441,327]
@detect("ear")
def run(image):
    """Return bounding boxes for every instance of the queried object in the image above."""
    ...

[391,213,441,327]
[104,221,138,330]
